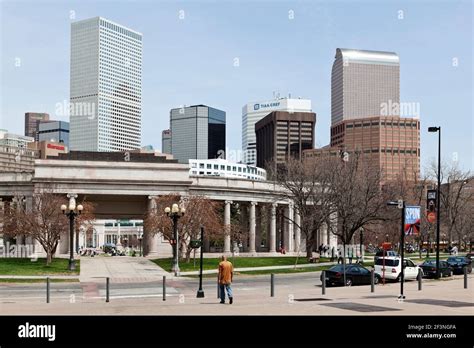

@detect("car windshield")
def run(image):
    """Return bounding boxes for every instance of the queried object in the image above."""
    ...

[375,259,399,266]
[423,260,436,265]
[328,265,349,272]
[448,257,464,262]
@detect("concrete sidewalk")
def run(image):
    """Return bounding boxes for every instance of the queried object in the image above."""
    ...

[1,272,472,315]
[79,256,171,283]
[180,261,336,275]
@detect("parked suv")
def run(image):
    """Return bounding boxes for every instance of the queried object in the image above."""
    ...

[374,257,422,281]
[373,250,399,263]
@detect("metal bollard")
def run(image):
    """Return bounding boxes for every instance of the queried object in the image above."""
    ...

[370,269,375,293]
[46,277,50,303]
[163,276,166,301]
[464,267,468,289]
[418,269,422,291]
[270,274,275,297]
[321,270,326,295]
[106,277,110,303]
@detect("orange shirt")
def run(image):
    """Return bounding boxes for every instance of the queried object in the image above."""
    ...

[218,260,233,284]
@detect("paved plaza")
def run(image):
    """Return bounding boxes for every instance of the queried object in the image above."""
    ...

[1,269,472,315]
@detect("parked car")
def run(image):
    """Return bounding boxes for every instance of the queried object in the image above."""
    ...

[320,264,381,287]
[465,252,474,261]
[420,260,452,278]
[373,250,399,263]
[374,257,422,282]
[446,256,472,274]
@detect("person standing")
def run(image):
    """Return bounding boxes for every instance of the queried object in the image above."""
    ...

[218,255,234,304]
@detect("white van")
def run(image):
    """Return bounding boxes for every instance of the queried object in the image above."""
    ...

[374,257,422,281]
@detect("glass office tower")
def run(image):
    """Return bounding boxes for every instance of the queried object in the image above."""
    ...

[170,105,226,164]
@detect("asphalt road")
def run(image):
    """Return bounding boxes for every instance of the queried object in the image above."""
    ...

[0,272,324,303]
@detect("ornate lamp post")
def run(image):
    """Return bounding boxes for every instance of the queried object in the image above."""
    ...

[61,194,83,271]
[165,203,185,276]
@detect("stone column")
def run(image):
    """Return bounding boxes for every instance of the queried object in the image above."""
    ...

[328,211,338,249]
[224,200,232,253]
[144,196,160,257]
[269,203,277,253]
[249,202,257,253]
[58,229,69,255]
[288,203,294,252]
[294,209,301,253]
[283,204,294,252]
[319,223,328,249]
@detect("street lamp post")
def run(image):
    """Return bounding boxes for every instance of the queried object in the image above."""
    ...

[165,203,185,276]
[138,229,143,257]
[196,226,205,298]
[359,227,364,262]
[387,200,406,300]
[61,194,83,271]
[428,126,441,279]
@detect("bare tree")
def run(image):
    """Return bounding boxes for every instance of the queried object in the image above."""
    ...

[268,156,333,259]
[326,152,389,270]
[144,194,224,262]
[428,161,472,245]
[3,193,93,265]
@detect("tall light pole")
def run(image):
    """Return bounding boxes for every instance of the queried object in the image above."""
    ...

[61,194,83,271]
[359,227,364,261]
[387,200,405,300]
[428,126,441,279]
[165,203,185,276]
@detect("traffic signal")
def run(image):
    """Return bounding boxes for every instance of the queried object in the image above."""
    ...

[427,189,437,212]
[169,239,176,245]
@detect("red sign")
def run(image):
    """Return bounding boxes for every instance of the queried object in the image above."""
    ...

[382,242,392,251]
[47,143,65,151]
[427,211,436,223]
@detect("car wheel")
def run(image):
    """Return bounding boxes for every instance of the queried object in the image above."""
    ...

[395,274,401,282]
[374,276,379,285]
[345,278,353,287]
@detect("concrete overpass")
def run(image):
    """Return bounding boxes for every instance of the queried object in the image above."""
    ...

[0,157,337,258]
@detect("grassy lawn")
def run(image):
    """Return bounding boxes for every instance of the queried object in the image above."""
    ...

[0,278,79,283]
[0,258,80,276]
[238,261,375,276]
[152,256,330,272]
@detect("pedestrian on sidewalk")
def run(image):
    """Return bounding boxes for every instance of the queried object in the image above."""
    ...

[218,255,234,304]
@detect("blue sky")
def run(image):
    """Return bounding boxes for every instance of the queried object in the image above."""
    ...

[1,0,472,171]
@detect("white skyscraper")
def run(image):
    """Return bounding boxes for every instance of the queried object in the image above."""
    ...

[242,96,312,165]
[70,17,142,151]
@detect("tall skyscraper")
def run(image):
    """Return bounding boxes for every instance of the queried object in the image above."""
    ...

[24,112,49,140]
[255,111,316,171]
[38,121,70,146]
[242,96,312,166]
[305,48,419,182]
[69,17,142,152]
[331,48,399,125]
[161,129,171,154]
[170,105,226,164]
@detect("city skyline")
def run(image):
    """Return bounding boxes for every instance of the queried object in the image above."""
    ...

[1,1,472,172]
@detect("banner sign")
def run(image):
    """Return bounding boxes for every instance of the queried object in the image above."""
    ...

[405,206,421,235]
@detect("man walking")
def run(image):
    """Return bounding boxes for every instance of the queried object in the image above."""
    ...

[218,255,233,304]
